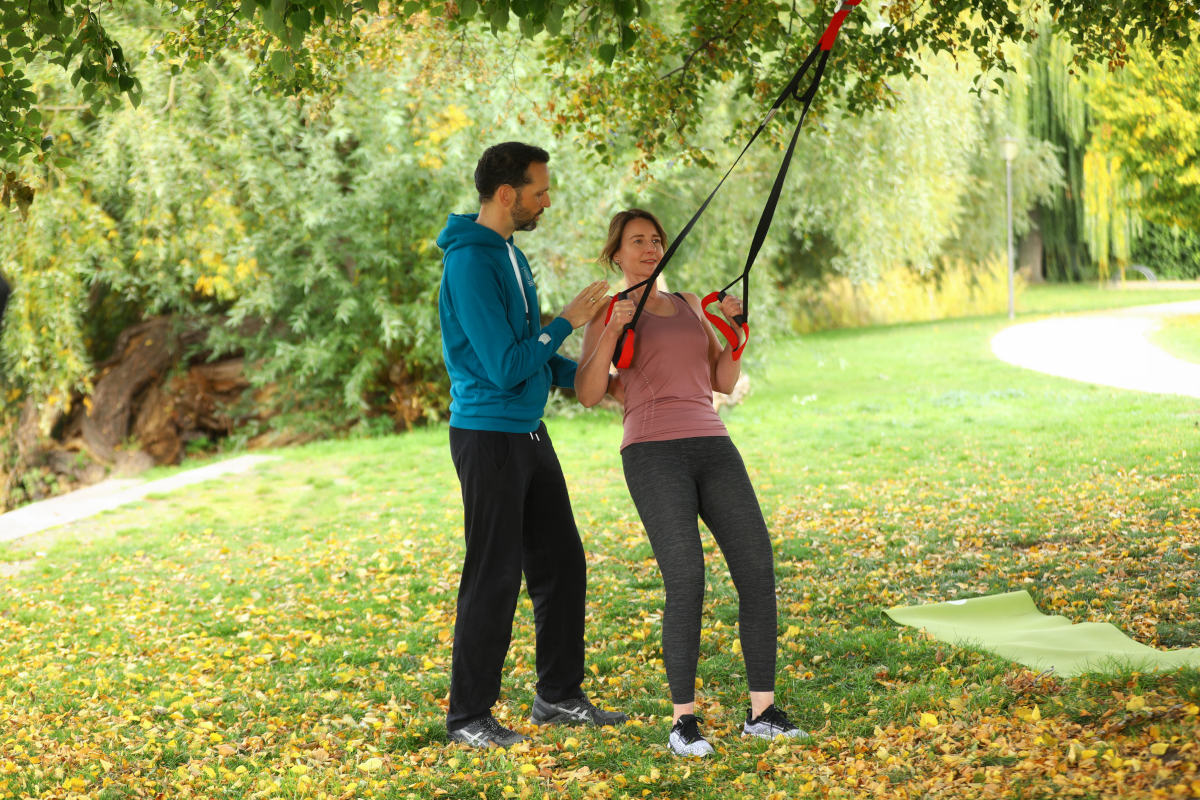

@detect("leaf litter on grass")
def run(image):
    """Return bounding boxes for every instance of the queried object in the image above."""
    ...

[3,324,1200,799]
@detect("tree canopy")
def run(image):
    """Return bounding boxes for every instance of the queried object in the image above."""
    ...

[1088,32,1200,233]
[2,0,1197,187]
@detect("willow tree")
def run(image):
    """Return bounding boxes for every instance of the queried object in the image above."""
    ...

[1016,28,1094,281]
[1087,32,1200,231]
[3,0,1198,194]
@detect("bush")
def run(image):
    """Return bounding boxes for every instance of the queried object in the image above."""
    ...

[1130,224,1200,280]
[787,256,1017,333]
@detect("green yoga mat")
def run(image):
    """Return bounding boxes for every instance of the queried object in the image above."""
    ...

[886,590,1200,677]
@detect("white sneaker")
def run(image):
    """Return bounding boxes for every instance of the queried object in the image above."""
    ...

[742,704,810,740]
[668,714,715,757]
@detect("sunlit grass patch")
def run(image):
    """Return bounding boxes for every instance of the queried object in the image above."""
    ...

[1150,313,1200,364]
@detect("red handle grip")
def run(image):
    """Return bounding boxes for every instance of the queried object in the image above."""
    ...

[732,322,750,361]
[603,295,619,325]
[701,291,750,360]
[612,328,636,369]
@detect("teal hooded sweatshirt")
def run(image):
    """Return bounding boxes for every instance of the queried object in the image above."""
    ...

[436,213,577,432]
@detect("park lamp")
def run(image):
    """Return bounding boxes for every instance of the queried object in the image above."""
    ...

[1002,137,1019,163]
[1001,137,1018,320]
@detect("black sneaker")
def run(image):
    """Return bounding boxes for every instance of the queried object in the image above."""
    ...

[529,694,629,726]
[668,714,715,757]
[448,715,527,748]
[742,704,810,740]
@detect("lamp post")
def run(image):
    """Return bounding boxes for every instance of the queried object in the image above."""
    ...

[1002,137,1018,320]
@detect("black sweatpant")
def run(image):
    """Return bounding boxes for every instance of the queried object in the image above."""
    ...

[621,436,777,705]
[446,423,587,730]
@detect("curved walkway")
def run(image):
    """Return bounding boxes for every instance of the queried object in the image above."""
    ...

[0,454,278,544]
[990,299,1200,398]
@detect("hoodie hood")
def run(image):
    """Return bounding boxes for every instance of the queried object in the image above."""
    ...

[436,213,510,256]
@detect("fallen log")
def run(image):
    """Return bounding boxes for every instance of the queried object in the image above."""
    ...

[81,317,175,464]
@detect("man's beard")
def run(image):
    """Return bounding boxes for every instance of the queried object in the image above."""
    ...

[512,204,541,232]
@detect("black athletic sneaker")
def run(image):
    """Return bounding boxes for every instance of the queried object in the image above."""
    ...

[742,704,810,740]
[668,714,715,757]
[448,715,527,748]
[529,694,629,726]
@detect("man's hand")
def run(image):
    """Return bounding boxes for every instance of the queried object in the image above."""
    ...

[561,280,611,329]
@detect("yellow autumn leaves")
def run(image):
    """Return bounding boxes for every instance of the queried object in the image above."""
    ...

[414,105,473,170]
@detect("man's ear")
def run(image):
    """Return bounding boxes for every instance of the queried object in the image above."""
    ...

[495,184,516,208]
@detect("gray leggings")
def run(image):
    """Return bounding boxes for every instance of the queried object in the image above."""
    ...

[621,436,777,704]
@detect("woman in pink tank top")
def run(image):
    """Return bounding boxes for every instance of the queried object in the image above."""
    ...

[576,209,808,758]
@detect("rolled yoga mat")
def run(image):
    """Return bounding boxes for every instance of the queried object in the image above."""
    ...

[886,590,1200,677]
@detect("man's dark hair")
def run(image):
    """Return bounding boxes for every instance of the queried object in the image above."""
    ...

[474,142,550,203]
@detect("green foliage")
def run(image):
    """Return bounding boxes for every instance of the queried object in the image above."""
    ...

[204,68,474,421]
[0,0,141,167]
[1021,24,1095,282]
[1130,223,1200,280]
[0,4,1158,457]
[0,186,112,431]
[1087,32,1200,233]
[0,13,636,435]
[2,0,1198,179]
[776,53,998,281]
[1081,146,1144,281]
[700,51,1057,331]
[1007,21,1200,284]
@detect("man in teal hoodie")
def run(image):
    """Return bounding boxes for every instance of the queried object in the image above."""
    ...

[437,142,627,748]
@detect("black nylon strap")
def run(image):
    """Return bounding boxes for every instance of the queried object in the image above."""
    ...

[722,49,832,320]
[618,45,825,327]
[612,2,855,366]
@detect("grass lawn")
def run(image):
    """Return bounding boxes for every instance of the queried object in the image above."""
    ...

[2,286,1199,799]
[1151,314,1200,364]
[1014,280,1200,316]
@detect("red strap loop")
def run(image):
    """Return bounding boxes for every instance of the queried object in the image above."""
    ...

[603,294,619,325]
[701,292,750,361]
[607,294,638,367]
[613,328,636,369]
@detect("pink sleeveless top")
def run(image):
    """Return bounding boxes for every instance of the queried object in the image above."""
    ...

[618,292,729,450]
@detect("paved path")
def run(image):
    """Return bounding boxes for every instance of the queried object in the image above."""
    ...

[991,299,1200,398]
[0,454,278,544]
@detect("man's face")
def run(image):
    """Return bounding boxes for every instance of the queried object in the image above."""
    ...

[510,162,551,232]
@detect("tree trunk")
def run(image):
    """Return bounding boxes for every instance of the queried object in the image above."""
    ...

[81,317,176,464]
[1020,211,1046,283]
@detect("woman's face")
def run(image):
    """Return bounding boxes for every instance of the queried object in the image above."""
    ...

[614,218,665,283]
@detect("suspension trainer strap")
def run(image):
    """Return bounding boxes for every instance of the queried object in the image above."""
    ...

[611,0,860,368]
[702,44,834,361]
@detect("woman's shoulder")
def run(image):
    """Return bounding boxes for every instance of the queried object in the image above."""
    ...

[673,291,705,317]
